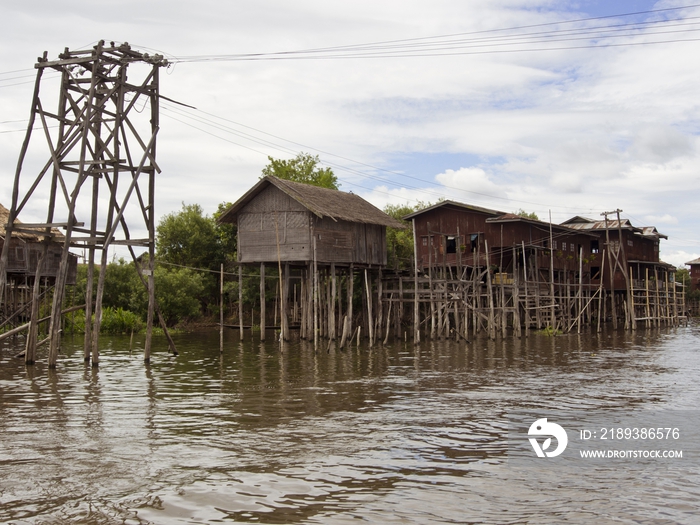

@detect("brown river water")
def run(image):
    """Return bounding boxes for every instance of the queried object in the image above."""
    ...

[1,324,699,524]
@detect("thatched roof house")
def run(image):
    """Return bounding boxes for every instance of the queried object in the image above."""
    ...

[219,176,403,266]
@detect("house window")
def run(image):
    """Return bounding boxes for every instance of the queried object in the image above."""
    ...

[470,233,479,251]
[422,237,428,246]
[591,266,601,279]
[446,236,457,254]
[591,240,599,254]
[627,239,634,247]
[553,240,558,250]
[562,242,567,251]
[15,247,25,261]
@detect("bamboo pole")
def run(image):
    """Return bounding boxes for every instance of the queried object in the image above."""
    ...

[549,211,556,332]
[412,219,420,343]
[521,242,529,336]
[220,263,224,353]
[238,265,243,339]
[513,246,521,337]
[24,248,47,365]
[597,249,606,332]
[365,269,373,347]
[260,263,266,341]
[313,236,318,350]
[485,241,496,340]
[578,246,583,334]
[330,263,336,340]
[384,292,393,345]
[274,212,286,343]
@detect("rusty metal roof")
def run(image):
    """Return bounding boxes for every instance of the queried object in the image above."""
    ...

[560,217,642,233]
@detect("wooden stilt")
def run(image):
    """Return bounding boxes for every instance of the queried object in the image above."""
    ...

[485,241,496,340]
[412,219,420,344]
[238,265,244,340]
[330,263,336,340]
[364,268,373,347]
[220,263,224,353]
[260,262,266,341]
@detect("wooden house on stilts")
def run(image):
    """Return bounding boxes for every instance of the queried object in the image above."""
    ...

[0,203,78,332]
[218,176,404,346]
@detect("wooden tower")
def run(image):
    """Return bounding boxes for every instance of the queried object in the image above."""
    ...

[0,41,168,367]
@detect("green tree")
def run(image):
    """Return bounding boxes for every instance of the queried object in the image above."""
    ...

[213,201,237,265]
[516,209,539,220]
[156,203,222,271]
[131,265,206,326]
[102,258,141,311]
[261,152,339,189]
[383,202,427,271]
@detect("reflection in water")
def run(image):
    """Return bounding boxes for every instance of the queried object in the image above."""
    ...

[0,325,699,524]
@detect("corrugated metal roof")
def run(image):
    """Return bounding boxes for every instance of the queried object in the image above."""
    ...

[560,218,641,232]
[218,176,405,229]
[487,213,599,236]
[685,257,700,266]
[638,226,668,240]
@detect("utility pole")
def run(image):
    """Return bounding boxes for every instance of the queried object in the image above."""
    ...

[601,209,634,330]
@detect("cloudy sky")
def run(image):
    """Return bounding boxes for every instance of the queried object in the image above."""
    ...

[1,0,699,267]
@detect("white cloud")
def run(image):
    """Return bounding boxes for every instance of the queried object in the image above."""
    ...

[1,0,699,262]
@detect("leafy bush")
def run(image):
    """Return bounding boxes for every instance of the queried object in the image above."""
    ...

[69,307,143,334]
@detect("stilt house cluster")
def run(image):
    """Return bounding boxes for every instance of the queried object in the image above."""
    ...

[220,180,685,346]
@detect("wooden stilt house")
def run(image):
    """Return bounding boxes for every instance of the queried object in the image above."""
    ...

[218,176,404,344]
[686,257,700,293]
[1,203,78,322]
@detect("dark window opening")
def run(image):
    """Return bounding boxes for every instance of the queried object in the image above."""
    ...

[446,236,457,254]
[591,266,601,280]
[591,240,599,254]
[470,233,479,251]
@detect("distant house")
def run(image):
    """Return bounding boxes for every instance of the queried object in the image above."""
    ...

[686,257,700,292]
[561,216,673,290]
[218,176,403,267]
[0,203,77,286]
[403,201,598,283]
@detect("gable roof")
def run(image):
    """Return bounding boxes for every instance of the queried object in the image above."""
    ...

[686,257,700,266]
[218,176,404,229]
[638,226,668,240]
[402,200,506,221]
[561,216,643,233]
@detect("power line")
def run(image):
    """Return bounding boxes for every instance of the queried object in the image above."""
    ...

[170,4,700,63]
[159,101,605,216]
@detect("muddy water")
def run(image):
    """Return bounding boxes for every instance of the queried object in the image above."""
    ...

[1,324,699,524]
